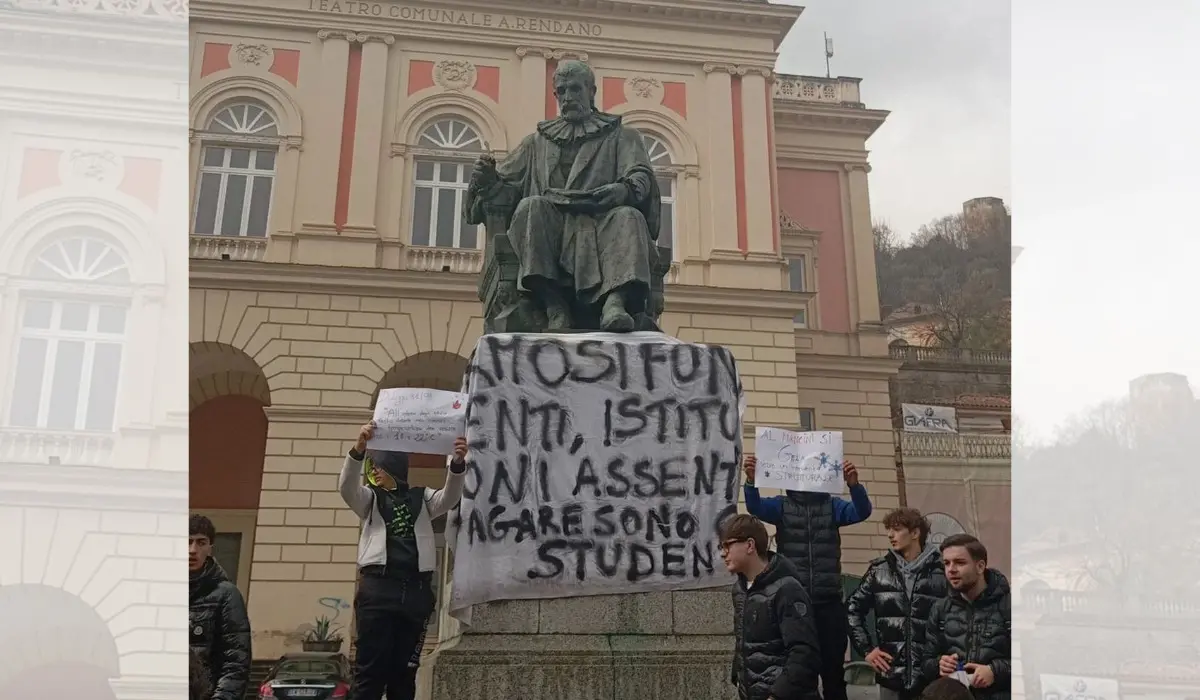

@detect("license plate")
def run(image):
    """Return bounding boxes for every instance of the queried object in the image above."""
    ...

[288,690,319,697]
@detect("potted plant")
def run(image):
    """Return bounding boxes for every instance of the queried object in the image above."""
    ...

[301,615,344,653]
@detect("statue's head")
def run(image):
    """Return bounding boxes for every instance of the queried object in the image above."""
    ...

[553,60,596,123]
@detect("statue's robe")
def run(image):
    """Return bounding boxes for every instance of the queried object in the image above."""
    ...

[465,112,661,310]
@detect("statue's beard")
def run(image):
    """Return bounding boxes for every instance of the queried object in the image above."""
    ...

[560,102,592,123]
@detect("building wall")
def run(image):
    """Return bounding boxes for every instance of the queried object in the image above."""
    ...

[188,0,897,659]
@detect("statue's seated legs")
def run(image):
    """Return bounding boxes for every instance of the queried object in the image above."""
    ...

[509,195,653,333]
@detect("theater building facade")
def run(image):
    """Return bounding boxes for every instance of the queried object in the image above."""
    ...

[188,0,899,658]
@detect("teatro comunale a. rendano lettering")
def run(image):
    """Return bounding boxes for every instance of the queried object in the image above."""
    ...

[188,0,896,665]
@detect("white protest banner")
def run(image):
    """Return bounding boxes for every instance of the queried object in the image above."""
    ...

[753,427,844,494]
[367,388,467,455]
[446,332,744,624]
[1040,675,1120,700]
[901,403,958,433]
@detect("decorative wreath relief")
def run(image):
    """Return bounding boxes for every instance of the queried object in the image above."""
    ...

[434,60,477,92]
[625,76,664,104]
[232,43,272,68]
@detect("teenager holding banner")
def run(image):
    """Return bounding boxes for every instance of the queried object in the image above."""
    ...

[723,513,822,700]
[743,454,873,700]
[339,420,467,700]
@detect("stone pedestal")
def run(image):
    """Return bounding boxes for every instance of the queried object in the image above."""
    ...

[422,588,738,700]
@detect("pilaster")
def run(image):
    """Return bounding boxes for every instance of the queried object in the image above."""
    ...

[346,33,394,231]
[298,29,352,232]
[702,63,738,254]
[845,163,881,326]
[516,47,550,132]
[739,67,774,253]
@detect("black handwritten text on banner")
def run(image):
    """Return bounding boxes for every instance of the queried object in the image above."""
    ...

[447,332,744,621]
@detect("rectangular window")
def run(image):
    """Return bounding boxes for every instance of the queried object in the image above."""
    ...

[798,408,816,432]
[657,175,676,259]
[411,160,479,250]
[788,256,808,326]
[212,532,243,585]
[8,300,125,432]
[193,146,276,238]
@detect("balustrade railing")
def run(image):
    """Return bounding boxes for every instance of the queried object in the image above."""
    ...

[190,235,267,262]
[0,428,115,466]
[889,345,1010,366]
[900,432,1011,460]
[774,74,863,106]
[1024,588,1200,618]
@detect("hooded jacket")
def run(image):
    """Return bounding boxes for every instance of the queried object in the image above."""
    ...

[730,553,823,700]
[920,569,1011,700]
[189,558,251,700]
[846,543,948,692]
[339,449,465,572]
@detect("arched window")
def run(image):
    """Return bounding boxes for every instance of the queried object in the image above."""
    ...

[193,101,279,238]
[640,132,676,257]
[10,234,130,432]
[410,118,485,250]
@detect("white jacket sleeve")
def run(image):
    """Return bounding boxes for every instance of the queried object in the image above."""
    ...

[338,451,373,519]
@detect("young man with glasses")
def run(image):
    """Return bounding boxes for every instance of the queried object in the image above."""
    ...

[723,513,822,700]
[339,420,467,700]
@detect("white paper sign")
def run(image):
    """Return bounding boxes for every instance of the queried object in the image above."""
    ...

[1040,675,1120,700]
[368,388,467,455]
[446,332,744,624]
[754,427,844,494]
[901,403,958,433]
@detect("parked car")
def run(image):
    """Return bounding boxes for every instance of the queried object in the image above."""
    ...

[258,652,350,700]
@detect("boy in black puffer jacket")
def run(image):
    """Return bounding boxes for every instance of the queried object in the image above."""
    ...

[920,534,1011,700]
[724,514,822,700]
[188,515,251,700]
[847,508,948,700]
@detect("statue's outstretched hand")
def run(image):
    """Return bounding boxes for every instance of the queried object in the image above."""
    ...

[470,154,498,191]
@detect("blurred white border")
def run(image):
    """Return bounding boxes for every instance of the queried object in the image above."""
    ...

[0,0,188,697]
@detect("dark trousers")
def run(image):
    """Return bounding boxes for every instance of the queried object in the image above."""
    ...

[350,572,434,700]
[813,599,849,700]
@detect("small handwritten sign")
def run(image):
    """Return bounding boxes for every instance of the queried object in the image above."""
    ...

[754,427,844,494]
[368,388,467,455]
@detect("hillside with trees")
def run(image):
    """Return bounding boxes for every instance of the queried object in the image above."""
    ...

[874,202,1012,350]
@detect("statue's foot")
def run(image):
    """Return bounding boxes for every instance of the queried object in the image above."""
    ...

[600,296,634,332]
[546,305,573,331]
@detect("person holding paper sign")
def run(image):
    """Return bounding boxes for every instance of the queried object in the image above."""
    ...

[743,454,873,700]
[338,420,468,700]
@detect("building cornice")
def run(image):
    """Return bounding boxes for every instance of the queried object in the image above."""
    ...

[190,259,804,320]
[773,104,890,139]
[793,349,901,379]
[189,0,796,66]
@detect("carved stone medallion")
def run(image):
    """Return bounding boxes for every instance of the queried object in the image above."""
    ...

[625,75,664,104]
[434,60,477,91]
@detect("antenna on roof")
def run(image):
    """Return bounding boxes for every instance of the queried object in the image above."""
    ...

[824,32,834,79]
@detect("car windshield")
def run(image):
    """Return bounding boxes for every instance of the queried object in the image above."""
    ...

[276,660,340,676]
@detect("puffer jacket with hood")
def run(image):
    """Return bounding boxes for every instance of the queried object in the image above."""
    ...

[846,542,948,692]
[730,552,823,700]
[189,558,251,700]
[920,569,1011,700]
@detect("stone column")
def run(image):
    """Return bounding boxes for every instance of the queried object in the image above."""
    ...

[515,46,549,132]
[702,63,738,253]
[845,163,882,327]
[298,29,351,232]
[739,67,774,254]
[346,33,394,232]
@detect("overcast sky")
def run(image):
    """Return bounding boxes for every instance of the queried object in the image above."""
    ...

[774,1,1200,438]
[774,0,1011,238]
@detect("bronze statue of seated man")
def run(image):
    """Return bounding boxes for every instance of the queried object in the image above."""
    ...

[464,60,662,332]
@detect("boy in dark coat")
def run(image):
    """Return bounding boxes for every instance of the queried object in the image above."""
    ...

[920,535,1011,700]
[847,508,949,700]
[724,513,823,700]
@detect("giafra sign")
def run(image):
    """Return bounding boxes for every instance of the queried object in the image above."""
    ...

[901,403,958,433]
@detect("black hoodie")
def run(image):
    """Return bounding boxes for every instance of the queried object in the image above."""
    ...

[920,569,1011,700]
[189,558,251,700]
[730,552,823,700]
